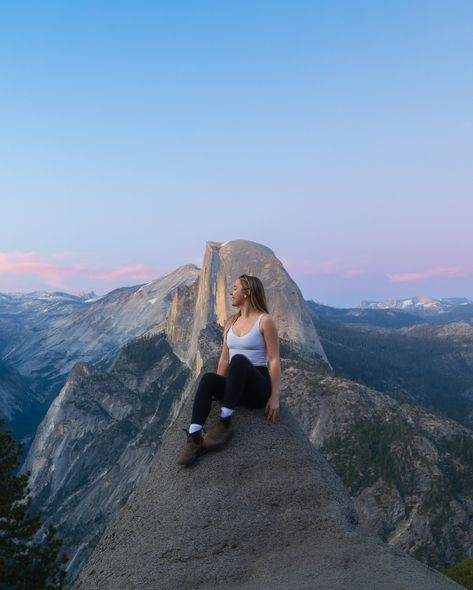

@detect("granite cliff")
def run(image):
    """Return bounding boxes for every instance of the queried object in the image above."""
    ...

[21,239,331,585]
[281,350,473,570]
[0,264,199,450]
[72,343,462,590]
[18,239,470,588]
[21,331,194,579]
[166,240,330,370]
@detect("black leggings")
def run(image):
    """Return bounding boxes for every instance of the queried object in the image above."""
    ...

[191,354,272,426]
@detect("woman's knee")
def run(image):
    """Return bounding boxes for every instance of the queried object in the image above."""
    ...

[199,371,219,385]
[195,371,225,401]
[195,372,217,394]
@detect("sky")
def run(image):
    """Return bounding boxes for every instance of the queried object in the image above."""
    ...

[0,1,471,308]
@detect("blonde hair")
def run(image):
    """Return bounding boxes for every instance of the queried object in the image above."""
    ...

[224,274,269,339]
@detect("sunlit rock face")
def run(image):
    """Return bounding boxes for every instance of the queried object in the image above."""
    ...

[166,239,331,370]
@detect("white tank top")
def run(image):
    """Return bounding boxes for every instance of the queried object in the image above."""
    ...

[226,313,269,366]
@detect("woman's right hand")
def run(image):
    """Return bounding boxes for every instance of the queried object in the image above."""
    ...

[265,395,280,423]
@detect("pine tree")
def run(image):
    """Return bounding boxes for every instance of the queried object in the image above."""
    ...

[442,556,473,589]
[0,418,69,589]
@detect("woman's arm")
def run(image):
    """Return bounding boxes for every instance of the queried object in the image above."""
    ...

[262,314,281,422]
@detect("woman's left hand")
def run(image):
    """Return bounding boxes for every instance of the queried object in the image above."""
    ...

[265,395,280,423]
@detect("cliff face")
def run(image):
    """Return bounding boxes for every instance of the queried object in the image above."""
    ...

[20,238,332,587]
[0,264,200,451]
[281,352,473,569]
[72,344,462,590]
[166,240,331,370]
[20,331,194,582]
[0,264,199,398]
[0,356,36,421]
[20,239,469,588]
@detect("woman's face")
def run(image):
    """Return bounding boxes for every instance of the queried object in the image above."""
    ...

[230,278,248,307]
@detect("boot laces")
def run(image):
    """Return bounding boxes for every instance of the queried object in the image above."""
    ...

[182,427,206,438]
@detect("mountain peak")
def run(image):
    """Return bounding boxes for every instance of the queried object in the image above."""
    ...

[166,239,331,370]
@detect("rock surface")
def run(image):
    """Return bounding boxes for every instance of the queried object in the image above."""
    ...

[20,331,193,583]
[166,240,331,370]
[0,264,199,448]
[73,392,462,590]
[0,356,36,422]
[19,239,332,586]
[281,350,473,568]
[18,239,469,588]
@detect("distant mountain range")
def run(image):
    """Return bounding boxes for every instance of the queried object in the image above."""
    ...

[1,244,472,588]
[358,295,473,316]
[0,265,199,451]
[310,296,473,328]
[307,298,473,428]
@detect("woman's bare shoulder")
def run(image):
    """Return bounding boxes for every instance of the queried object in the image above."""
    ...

[260,313,276,329]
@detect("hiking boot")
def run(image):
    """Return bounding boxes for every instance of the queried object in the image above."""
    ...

[176,428,206,466]
[202,416,234,451]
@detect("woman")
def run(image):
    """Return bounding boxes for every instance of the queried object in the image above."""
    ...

[177,273,281,466]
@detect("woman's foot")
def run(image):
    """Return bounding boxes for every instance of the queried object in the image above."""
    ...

[202,416,234,451]
[176,428,205,466]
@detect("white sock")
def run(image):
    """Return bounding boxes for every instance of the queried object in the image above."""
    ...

[221,406,235,418]
[189,423,203,434]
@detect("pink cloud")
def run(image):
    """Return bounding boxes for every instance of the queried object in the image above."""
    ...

[387,266,467,283]
[0,252,157,290]
[0,252,81,289]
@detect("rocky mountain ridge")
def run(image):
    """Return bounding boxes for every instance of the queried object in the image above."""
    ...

[20,239,331,586]
[358,295,472,316]
[0,263,199,450]
[281,351,473,570]
[72,336,463,590]
[21,330,194,581]
[7,239,473,587]
[309,304,473,429]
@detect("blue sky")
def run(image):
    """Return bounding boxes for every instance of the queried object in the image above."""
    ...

[0,1,472,307]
